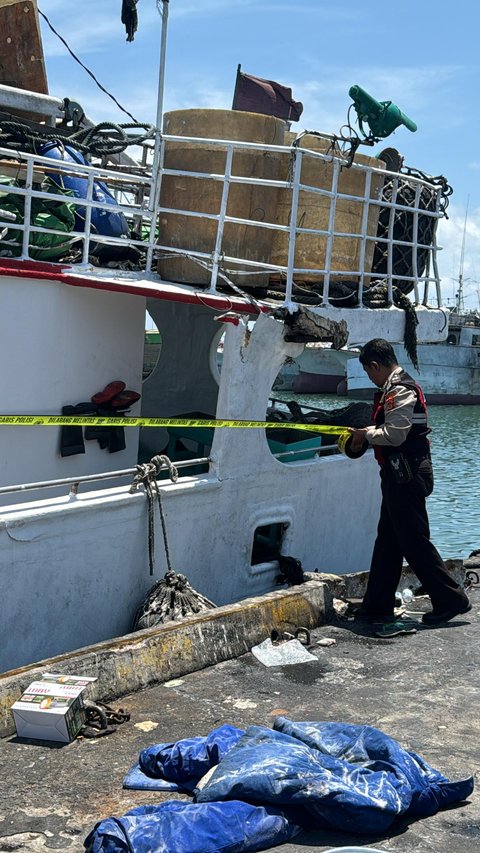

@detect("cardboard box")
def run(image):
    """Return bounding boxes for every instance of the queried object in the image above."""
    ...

[11,673,97,743]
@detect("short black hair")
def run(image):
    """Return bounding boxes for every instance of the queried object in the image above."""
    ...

[359,338,398,367]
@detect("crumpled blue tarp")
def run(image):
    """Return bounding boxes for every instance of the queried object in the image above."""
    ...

[139,724,244,785]
[122,724,244,794]
[122,763,188,793]
[85,718,474,852]
[84,800,300,853]
[275,718,470,819]
[196,718,474,834]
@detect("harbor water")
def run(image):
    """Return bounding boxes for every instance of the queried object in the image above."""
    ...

[274,393,479,560]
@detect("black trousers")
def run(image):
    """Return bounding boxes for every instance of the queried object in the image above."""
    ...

[363,456,468,619]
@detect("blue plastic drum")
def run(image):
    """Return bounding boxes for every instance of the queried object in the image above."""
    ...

[38,141,130,240]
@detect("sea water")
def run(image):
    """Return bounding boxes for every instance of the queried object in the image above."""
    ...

[427,405,478,559]
[273,393,479,559]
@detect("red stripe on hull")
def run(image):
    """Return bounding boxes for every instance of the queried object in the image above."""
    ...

[0,259,261,315]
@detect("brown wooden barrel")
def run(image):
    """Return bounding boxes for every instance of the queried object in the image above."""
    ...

[270,134,385,283]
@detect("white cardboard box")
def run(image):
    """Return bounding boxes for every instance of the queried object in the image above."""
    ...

[11,673,97,743]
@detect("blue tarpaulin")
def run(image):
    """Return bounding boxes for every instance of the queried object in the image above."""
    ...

[139,724,244,786]
[197,719,473,834]
[122,725,245,793]
[84,800,300,853]
[85,718,474,852]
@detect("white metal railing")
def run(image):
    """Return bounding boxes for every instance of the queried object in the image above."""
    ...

[0,440,340,499]
[0,125,446,308]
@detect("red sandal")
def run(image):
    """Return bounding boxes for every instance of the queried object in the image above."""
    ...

[91,381,126,406]
[109,389,141,409]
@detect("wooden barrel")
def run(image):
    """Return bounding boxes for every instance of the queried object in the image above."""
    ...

[270,134,385,283]
[157,109,285,288]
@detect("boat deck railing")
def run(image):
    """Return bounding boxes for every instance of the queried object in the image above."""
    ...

[0,117,446,309]
[0,442,340,500]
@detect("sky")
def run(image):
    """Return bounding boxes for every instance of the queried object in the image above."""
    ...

[38,0,480,310]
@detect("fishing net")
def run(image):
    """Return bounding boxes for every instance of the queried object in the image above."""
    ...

[132,571,216,631]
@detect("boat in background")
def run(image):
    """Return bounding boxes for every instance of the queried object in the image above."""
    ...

[347,309,480,402]
[273,342,359,394]
[280,307,480,403]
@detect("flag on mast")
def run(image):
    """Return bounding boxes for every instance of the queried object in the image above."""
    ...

[232,65,303,122]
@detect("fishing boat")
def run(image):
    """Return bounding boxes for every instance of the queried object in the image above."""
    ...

[0,0,450,672]
[282,306,480,402]
[346,310,480,402]
[273,341,359,394]
[346,216,480,402]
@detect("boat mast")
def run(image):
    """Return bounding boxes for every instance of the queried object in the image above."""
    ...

[147,0,170,269]
[456,197,469,313]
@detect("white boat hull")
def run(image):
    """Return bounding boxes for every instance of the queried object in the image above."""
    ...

[0,448,379,672]
[0,300,382,673]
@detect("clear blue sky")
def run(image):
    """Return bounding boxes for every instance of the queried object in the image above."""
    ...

[40,0,479,308]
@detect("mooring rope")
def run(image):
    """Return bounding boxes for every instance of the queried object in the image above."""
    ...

[130,454,178,576]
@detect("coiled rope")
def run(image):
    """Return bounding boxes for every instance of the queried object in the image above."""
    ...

[0,119,155,158]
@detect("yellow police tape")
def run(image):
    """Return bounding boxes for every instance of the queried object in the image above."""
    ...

[0,415,350,436]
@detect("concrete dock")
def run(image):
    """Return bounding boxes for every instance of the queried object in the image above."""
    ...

[0,585,478,852]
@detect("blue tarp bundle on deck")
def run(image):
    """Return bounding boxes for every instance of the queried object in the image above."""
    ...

[139,724,244,787]
[122,725,245,793]
[84,718,474,853]
[84,800,299,853]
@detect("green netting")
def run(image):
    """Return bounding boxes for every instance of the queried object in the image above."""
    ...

[0,177,76,260]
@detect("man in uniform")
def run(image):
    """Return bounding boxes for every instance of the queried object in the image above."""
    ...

[349,338,471,638]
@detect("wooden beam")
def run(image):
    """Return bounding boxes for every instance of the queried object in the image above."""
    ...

[0,0,48,120]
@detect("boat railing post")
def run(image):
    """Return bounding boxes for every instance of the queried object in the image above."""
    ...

[430,185,443,307]
[146,0,170,274]
[423,248,431,307]
[20,158,34,260]
[321,158,340,307]
[80,171,95,266]
[386,176,399,304]
[208,144,234,293]
[146,137,165,273]
[357,167,373,307]
[284,147,303,307]
[411,182,421,305]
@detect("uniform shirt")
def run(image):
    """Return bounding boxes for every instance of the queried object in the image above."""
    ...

[364,366,417,447]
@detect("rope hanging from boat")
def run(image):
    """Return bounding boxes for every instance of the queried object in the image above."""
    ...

[130,454,178,575]
[0,119,155,158]
[129,453,216,629]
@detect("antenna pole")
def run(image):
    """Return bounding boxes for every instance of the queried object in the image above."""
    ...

[457,196,469,313]
[154,0,169,138]
[149,0,169,214]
